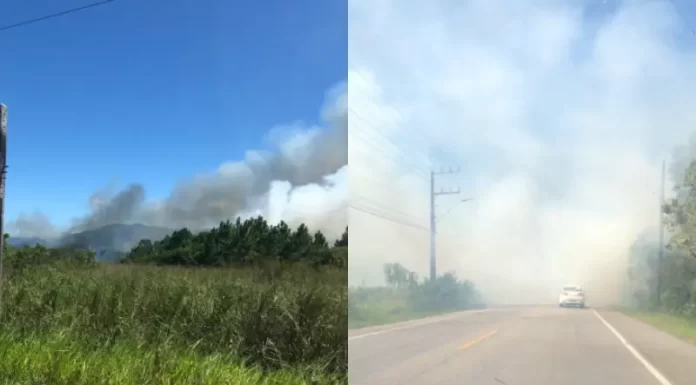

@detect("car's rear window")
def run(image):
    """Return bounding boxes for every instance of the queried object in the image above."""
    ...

[563,286,580,291]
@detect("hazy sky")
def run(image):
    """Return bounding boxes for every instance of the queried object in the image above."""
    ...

[1,0,347,238]
[348,0,696,305]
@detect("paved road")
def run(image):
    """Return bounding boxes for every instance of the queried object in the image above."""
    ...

[349,306,696,385]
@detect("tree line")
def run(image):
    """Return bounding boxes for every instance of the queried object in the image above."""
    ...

[629,133,696,318]
[1,234,96,274]
[349,262,483,325]
[123,217,347,268]
[3,218,349,270]
[381,262,482,311]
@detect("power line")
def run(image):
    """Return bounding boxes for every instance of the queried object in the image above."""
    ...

[354,195,426,225]
[350,129,430,181]
[350,71,435,165]
[350,109,432,167]
[350,108,432,179]
[349,204,428,231]
[350,107,432,170]
[350,131,430,182]
[0,0,116,32]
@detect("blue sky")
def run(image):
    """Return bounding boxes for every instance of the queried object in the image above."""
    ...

[0,0,346,229]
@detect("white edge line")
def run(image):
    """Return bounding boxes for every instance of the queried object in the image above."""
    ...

[592,309,673,385]
[348,309,489,341]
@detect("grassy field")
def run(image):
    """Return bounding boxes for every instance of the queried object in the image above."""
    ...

[0,262,347,384]
[348,291,448,329]
[348,285,482,329]
[623,310,696,345]
[348,307,448,329]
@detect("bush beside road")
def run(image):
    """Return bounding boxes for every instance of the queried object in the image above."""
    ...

[349,262,483,329]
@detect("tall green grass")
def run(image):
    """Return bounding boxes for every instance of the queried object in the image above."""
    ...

[0,262,347,384]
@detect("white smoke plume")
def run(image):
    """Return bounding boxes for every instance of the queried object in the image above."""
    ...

[348,0,696,306]
[8,82,347,242]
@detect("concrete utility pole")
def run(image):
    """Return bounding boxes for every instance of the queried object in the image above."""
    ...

[657,159,665,307]
[430,167,460,281]
[0,104,7,317]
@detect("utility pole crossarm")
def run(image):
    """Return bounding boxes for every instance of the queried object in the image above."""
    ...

[432,166,461,175]
[434,187,461,196]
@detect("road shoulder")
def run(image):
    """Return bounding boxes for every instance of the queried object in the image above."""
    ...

[623,311,696,344]
[598,309,696,385]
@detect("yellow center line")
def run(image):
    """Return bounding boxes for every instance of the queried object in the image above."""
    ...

[458,330,498,351]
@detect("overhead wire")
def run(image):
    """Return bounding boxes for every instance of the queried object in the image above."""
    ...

[349,104,434,231]
[353,136,429,183]
[349,126,429,179]
[349,108,430,176]
[350,126,429,178]
[350,107,432,170]
[349,204,428,232]
[348,78,445,230]
[353,195,426,225]
[349,70,435,167]
[0,0,117,32]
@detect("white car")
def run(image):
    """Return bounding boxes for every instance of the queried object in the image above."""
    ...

[559,285,586,308]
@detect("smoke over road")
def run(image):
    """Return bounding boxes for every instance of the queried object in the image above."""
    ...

[8,82,347,240]
[349,0,696,306]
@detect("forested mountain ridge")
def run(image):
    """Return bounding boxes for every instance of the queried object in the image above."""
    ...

[6,218,348,268]
[8,223,174,261]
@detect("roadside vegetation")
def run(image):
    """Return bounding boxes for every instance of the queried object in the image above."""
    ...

[622,310,696,345]
[0,218,348,385]
[625,134,696,342]
[349,262,484,329]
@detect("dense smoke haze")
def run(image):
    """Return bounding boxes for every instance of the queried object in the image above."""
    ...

[348,0,696,306]
[7,82,347,241]
[12,0,696,309]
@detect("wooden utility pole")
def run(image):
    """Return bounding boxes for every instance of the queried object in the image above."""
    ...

[0,104,7,317]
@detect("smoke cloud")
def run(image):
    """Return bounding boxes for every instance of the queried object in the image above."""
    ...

[349,0,696,306]
[8,82,347,241]
[6,211,60,239]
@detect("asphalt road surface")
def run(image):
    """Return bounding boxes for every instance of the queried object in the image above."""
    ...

[348,306,696,385]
